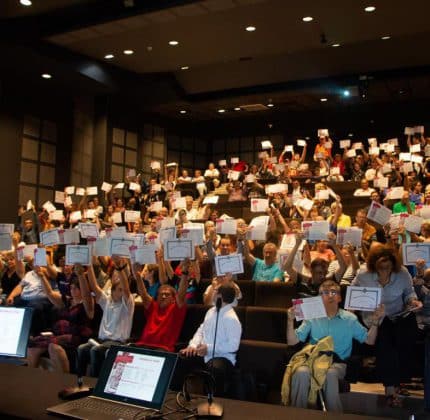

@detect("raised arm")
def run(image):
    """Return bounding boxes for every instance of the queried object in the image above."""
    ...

[86,261,103,301]
[132,262,152,309]
[238,230,256,267]
[113,257,131,299]
[327,232,347,282]
[73,265,94,319]
[300,144,307,163]
[284,232,304,284]
[176,258,191,308]
[39,267,63,308]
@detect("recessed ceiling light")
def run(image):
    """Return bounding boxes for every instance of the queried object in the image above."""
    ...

[41,73,52,79]
[267,103,274,108]
[180,110,187,114]
[364,6,376,12]
[169,40,179,46]
[218,109,226,113]
[332,43,341,47]
[246,26,256,32]
[348,133,354,137]
[302,16,313,22]
[343,90,350,97]
[234,107,241,111]
[320,98,328,102]
[104,54,114,59]
[20,0,32,6]
[123,49,134,55]
[180,66,189,70]
[381,35,391,40]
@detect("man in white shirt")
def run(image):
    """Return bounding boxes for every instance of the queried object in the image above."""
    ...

[353,179,375,197]
[178,286,242,396]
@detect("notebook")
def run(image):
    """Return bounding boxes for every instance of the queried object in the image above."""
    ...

[0,306,32,364]
[47,345,178,420]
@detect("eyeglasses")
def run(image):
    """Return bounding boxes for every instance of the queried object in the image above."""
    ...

[319,290,339,296]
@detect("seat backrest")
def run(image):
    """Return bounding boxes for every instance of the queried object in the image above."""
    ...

[254,282,296,308]
[178,304,209,343]
[236,280,255,306]
[243,306,287,343]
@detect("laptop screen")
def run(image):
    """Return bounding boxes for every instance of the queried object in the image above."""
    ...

[94,346,178,410]
[0,306,32,358]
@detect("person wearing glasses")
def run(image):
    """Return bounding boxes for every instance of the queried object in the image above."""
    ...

[286,280,384,412]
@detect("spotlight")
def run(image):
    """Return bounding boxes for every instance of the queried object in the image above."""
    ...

[343,90,350,97]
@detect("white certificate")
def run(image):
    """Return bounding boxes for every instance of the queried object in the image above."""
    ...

[150,161,161,170]
[344,286,381,312]
[404,127,414,135]
[230,157,239,164]
[181,226,204,246]
[318,129,329,137]
[399,152,411,161]
[386,186,404,200]
[315,189,329,200]
[402,243,430,266]
[419,206,430,219]
[109,237,134,257]
[218,160,227,167]
[34,247,47,267]
[245,174,256,183]
[0,233,12,251]
[172,197,186,210]
[339,139,350,149]
[203,195,219,205]
[352,142,363,150]
[403,215,424,234]
[402,162,414,174]
[65,245,91,266]
[410,144,421,153]
[150,201,163,212]
[75,188,85,196]
[292,296,327,321]
[296,198,314,211]
[301,221,329,241]
[0,224,14,235]
[261,140,273,149]
[411,154,423,164]
[42,201,56,213]
[367,201,392,226]
[164,239,194,261]
[93,237,109,257]
[388,138,398,146]
[215,254,244,276]
[346,149,356,158]
[228,170,241,181]
[39,228,60,246]
[124,210,141,223]
[114,183,125,190]
[86,186,98,195]
[62,229,80,245]
[111,212,123,224]
[101,182,112,192]
[265,183,288,194]
[329,167,340,176]
[84,209,96,219]
[54,191,65,204]
[70,211,82,222]
[216,218,237,235]
[297,139,306,147]
[369,147,380,155]
[129,182,141,192]
[247,215,269,241]
[131,233,146,248]
[159,227,176,244]
[134,244,157,265]
[368,137,378,146]
[51,210,64,221]
[250,198,269,213]
[160,217,175,229]
[336,227,363,247]
[65,186,75,195]
[109,226,127,238]
[78,223,99,239]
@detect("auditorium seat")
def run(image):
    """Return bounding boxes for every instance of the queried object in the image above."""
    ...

[254,282,296,308]
[243,306,287,343]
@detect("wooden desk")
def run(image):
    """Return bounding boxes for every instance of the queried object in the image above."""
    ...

[0,364,385,419]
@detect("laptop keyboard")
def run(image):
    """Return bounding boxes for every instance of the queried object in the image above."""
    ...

[66,397,149,418]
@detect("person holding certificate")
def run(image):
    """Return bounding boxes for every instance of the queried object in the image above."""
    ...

[351,243,422,407]
[285,280,384,412]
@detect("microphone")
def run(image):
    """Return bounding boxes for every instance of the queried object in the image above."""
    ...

[215,297,222,312]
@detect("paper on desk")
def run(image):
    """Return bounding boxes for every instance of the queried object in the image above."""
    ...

[344,286,381,311]
[367,201,392,226]
[402,243,430,266]
[250,198,269,213]
[292,296,327,321]
[215,253,244,276]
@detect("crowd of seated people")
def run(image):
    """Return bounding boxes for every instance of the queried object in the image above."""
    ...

[0,128,429,412]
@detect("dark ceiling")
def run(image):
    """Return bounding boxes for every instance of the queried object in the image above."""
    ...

[2,0,430,121]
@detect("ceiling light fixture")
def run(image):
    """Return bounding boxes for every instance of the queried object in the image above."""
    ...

[320,98,328,102]
[267,103,274,107]
[123,49,134,55]
[364,6,376,12]
[302,16,313,22]
[180,66,189,70]
[218,109,226,113]
[41,73,52,79]
[343,90,350,97]
[381,35,391,40]
[180,110,187,114]
[348,133,354,137]
[234,107,241,111]
[169,40,179,46]
[246,26,256,32]
[104,54,114,59]
[20,0,32,6]
[332,43,340,47]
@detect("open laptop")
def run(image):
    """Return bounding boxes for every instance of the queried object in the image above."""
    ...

[0,306,32,365]
[47,345,178,420]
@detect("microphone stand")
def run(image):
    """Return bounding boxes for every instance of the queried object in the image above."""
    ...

[197,298,223,418]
